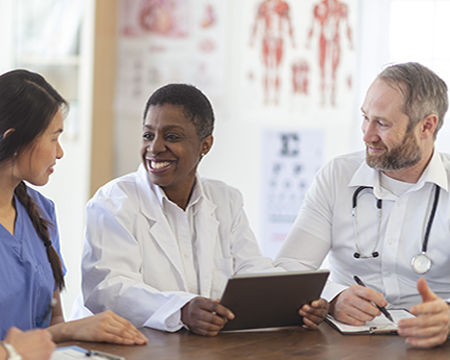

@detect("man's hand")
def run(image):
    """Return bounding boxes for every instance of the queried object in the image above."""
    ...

[299,298,329,329]
[181,297,234,336]
[397,278,449,348]
[329,284,387,325]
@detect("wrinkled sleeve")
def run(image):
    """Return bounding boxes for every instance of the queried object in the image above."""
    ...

[275,162,348,301]
[81,190,195,332]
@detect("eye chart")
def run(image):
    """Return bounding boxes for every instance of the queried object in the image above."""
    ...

[260,128,324,257]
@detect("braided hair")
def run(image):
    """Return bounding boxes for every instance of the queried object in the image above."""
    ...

[0,69,67,290]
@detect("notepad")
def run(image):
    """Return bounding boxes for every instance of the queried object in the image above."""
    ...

[51,346,125,360]
[325,309,415,334]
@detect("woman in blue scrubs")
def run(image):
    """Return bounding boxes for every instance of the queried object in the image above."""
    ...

[0,69,147,353]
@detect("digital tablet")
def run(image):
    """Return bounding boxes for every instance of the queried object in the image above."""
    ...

[220,269,330,331]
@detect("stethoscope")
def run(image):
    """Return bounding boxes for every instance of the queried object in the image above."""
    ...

[351,184,440,274]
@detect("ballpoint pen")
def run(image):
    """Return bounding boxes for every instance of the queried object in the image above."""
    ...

[353,275,394,322]
[37,297,57,328]
[86,349,125,360]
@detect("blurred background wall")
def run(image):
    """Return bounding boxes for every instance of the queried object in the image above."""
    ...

[1,0,450,317]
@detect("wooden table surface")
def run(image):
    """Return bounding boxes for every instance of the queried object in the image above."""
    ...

[58,323,450,359]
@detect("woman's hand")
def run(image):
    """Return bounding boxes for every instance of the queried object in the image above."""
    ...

[181,297,234,336]
[51,310,147,345]
[2,327,55,360]
[299,298,329,329]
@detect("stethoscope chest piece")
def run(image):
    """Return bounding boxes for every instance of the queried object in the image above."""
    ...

[411,252,432,274]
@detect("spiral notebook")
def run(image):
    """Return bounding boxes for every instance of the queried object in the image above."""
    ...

[325,309,415,334]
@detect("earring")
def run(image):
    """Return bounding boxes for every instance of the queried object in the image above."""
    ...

[201,153,206,157]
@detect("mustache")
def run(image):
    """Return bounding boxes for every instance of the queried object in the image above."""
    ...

[365,142,387,150]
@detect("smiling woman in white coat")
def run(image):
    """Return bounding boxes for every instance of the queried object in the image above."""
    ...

[81,84,328,336]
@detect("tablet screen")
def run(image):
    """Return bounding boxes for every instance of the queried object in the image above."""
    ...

[220,270,330,331]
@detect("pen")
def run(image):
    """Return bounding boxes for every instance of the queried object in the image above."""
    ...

[353,275,394,322]
[37,297,57,328]
[86,349,125,360]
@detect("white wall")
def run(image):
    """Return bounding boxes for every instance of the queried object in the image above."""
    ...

[30,0,95,318]
[113,0,360,257]
[4,0,450,317]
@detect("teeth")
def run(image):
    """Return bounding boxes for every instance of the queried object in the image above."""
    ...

[151,161,171,169]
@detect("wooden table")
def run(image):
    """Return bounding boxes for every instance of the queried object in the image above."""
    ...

[58,323,450,359]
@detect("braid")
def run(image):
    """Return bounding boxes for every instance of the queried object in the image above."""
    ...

[14,181,65,290]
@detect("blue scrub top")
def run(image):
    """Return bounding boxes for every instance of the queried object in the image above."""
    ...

[0,187,66,339]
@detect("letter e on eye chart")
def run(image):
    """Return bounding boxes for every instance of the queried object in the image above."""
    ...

[260,129,324,257]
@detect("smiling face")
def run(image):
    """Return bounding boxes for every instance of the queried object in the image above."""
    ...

[14,109,64,186]
[361,78,424,175]
[141,103,212,205]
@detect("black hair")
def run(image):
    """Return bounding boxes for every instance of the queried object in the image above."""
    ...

[143,83,214,139]
[0,69,67,290]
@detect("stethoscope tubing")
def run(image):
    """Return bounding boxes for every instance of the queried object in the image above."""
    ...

[352,183,440,257]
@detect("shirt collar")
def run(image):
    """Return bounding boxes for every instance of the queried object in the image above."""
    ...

[417,150,448,192]
[152,176,204,211]
[348,149,448,198]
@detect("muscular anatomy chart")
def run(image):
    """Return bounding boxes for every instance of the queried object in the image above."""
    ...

[250,0,295,105]
[307,0,353,107]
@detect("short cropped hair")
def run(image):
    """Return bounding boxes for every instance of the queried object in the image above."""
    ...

[143,84,214,139]
[377,62,448,138]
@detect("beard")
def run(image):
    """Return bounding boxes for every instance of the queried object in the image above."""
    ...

[366,130,422,171]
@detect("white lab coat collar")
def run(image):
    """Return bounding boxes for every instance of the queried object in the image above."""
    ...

[348,150,448,200]
[135,165,219,296]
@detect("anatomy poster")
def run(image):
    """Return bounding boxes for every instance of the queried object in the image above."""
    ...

[115,0,226,175]
[260,128,324,257]
[116,0,226,113]
[240,0,357,112]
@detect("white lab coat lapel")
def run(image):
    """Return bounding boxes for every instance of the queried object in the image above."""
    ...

[135,166,188,289]
[194,183,219,297]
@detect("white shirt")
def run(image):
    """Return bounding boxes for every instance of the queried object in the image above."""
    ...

[275,150,450,308]
[82,165,275,331]
[157,185,201,294]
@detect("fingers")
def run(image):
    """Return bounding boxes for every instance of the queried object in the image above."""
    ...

[398,317,448,348]
[107,311,148,344]
[5,326,23,338]
[302,316,320,329]
[416,277,438,303]
[189,319,226,336]
[181,297,234,336]
[96,311,148,345]
[353,285,387,308]
[71,311,147,345]
[330,286,385,325]
[397,297,449,348]
[211,301,235,321]
[6,328,55,360]
[299,299,329,329]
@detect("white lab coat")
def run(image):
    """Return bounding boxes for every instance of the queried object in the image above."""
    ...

[82,165,274,331]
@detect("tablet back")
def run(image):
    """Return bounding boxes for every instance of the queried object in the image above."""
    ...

[220,270,329,331]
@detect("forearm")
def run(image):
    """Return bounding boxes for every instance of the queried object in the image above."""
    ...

[0,343,7,360]
[47,321,71,343]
